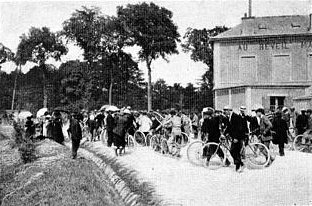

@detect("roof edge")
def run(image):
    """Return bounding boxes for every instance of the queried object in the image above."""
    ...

[210,33,312,42]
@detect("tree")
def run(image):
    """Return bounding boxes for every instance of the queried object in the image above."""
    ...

[117,2,180,111]
[16,27,67,108]
[182,26,229,106]
[62,7,133,105]
[0,43,14,71]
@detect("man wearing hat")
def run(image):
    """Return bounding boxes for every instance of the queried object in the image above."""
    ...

[282,107,290,129]
[255,106,275,165]
[51,110,65,145]
[296,109,308,135]
[68,112,82,159]
[223,106,246,172]
[106,108,116,147]
[202,107,230,167]
[239,106,250,148]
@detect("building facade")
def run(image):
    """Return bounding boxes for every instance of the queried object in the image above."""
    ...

[211,15,312,111]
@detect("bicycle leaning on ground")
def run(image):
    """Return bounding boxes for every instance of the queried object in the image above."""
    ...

[293,131,312,153]
[150,125,189,158]
[187,131,271,170]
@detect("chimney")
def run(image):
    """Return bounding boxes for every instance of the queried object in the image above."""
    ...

[242,0,255,20]
[248,0,252,17]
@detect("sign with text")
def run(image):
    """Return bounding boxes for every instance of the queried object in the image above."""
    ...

[238,40,312,51]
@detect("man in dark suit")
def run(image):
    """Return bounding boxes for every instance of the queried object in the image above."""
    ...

[202,108,231,167]
[106,110,115,147]
[224,106,245,172]
[68,113,82,159]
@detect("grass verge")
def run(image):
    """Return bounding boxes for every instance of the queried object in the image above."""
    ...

[0,138,125,206]
[82,147,164,206]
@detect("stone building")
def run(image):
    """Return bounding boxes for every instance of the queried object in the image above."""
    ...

[211,14,312,112]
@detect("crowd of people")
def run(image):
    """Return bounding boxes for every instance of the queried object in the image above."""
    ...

[2,104,312,171]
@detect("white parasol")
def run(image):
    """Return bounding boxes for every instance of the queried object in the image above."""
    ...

[18,111,32,119]
[100,104,110,111]
[36,108,48,118]
[106,105,119,112]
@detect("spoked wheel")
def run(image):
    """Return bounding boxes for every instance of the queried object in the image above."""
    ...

[145,133,152,147]
[161,139,169,154]
[203,142,225,170]
[187,141,205,166]
[269,142,278,160]
[293,135,312,153]
[180,132,189,147]
[126,135,136,153]
[134,131,146,146]
[150,135,159,151]
[171,143,180,156]
[245,143,270,168]
[82,127,91,141]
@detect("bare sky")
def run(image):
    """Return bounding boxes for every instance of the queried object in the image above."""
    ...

[0,0,311,86]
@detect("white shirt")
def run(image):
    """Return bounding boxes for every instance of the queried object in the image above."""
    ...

[138,115,152,132]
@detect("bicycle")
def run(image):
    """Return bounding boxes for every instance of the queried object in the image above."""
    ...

[150,128,183,158]
[187,132,270,170]
[293,132,312,153]
[133,130,147,146]
[124,131,136,153]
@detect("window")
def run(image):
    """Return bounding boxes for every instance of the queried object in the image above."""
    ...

[270,96,285,111]
[272,54,291,82]
[239,56,257,83]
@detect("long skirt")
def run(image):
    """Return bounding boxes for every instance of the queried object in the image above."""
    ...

[114,133,126,148]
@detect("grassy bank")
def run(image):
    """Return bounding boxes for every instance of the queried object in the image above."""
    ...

[0,129,125,206]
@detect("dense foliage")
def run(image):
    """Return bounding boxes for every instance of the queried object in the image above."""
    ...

[0,4,229,113]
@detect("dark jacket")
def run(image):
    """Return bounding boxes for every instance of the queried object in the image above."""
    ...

[202,116,221,142]
[272,116,288,144]
[246,116,260,135]
[113,115,128,137]
[260,115,272,137]
[224,112,244,140]
[296,114,308,130]
[68,118,82,141]
[25,119,35,137]
[51,118,64,144]
[106,114,115,132]
[240,113,249,137]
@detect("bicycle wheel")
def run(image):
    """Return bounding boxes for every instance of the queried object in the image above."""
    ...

[269,142,278,159]
[150,135,158,151]
[293,135,312,153]
[145,133,152,147]
[245,143,270,168]
[203,142,225,170]
[180,132,189,147]
[161,138,169,154]
[187,141,205,166]
[134,131,146,146]
[126,135,136,152]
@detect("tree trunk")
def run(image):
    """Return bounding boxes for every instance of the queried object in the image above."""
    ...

[11,65,20,110]
[109,64,114,105]
[146,59,152,112]
[42,64,48,108]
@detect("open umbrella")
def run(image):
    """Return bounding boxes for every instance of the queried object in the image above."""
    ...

[36,108,48,118]
[106,105,119,112]
[100,104,110,111]
[18,111,32,119]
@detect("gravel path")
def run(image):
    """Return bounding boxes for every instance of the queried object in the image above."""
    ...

[85,140,312,206]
